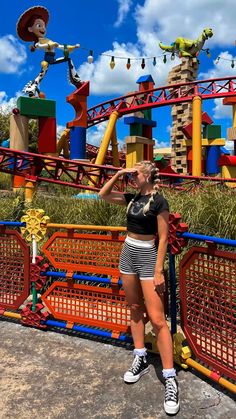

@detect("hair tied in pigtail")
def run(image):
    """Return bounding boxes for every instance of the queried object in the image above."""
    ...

[126,192,140,215]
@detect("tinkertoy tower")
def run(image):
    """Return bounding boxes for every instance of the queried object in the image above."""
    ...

[168,58,199,173]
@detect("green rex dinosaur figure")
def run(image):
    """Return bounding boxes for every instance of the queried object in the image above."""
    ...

[159,28,213,58]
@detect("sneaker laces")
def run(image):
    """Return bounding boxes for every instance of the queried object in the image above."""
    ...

[165,378,178,402]
[129,355,142,373]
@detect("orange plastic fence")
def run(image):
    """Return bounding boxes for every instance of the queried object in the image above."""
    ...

[180,246,236,381]
[0,229,30,310]
[42,281,131,333]
[42,232,125,279]
[41,231,130,333]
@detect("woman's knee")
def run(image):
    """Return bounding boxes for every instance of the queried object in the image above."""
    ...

[149,315,167,332]
[129,302,146,319]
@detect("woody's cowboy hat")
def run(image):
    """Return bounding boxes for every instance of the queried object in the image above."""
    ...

[16,6,49,41]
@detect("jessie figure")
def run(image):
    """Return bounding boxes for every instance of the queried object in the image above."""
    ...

[16,6,81,97]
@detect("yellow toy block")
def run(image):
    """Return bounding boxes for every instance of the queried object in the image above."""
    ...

[227,127,236,141]
[182,138,225,146]
[221,166,236,188]
[125,135,155,145]
[126,143,144,167]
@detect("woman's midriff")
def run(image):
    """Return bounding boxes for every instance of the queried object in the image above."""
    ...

[127,231,155,241]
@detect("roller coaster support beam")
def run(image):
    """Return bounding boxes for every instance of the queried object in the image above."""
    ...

[111,126,120,167]
[95,111,119,166]
[88,111,120,188]
[192,96,202,176]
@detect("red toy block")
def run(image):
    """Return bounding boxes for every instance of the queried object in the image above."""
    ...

[218,155,236,166]
[223,97,236,105]
[67,81,90,128]
[182,112,213,139]
[139,81,155,92]
[143,125,153,139]
[38,117,56,153]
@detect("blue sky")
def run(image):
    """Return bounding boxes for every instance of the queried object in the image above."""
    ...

[0,0,236,150]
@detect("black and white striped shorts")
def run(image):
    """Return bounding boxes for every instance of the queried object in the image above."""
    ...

[119,236,157,280]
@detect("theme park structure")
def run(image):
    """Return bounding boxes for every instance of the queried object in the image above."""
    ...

[0,53,236,394]
[1,74,236,201]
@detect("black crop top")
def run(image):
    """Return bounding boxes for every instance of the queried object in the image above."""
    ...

[124,193,169,235]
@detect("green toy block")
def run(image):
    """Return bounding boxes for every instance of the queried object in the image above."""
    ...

[130,123,143,136]
[143,109,152,119]
[17,96,56,118]
[203,124,221,139]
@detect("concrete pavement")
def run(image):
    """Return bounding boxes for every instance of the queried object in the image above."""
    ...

[0,320,235,419]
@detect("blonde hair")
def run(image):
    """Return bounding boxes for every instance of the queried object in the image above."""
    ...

[126,161,160,216]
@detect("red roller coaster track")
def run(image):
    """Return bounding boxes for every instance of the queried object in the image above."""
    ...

[87,76,236,127]
[0,147,124,192]
[86,143,126,165]
[0,77,236,192]
[0,148,235,192]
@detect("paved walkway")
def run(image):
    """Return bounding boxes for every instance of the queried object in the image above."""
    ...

[0,320,235,419]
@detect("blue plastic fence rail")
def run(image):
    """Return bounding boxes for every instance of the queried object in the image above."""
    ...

[45,319,132,342]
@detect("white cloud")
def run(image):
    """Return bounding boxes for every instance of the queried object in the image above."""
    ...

[0,91,21,113]
[199,51,236,80]
[78,40,176,96]
[56,125,66,138]
[78,0,236,98]
[135,0,236,48]
[0,35,27,74]
[79,42,146,96]
[212,98,232,120]
[225,140,234,151]
[114,0,133,28]
[87,121,125,150]
[154,139,171,148]
[199,51,236,120]
[87,122,107,147]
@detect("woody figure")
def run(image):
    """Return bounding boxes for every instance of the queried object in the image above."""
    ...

[16,6,81,97]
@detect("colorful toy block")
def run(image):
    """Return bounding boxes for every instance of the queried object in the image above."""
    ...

[38,117,56,153]
[136,75,155,92]
[67,82,90,128]
[182,112,213,139]
[218,155,236,187]
[203,124,221,139]
[182,138,225,146]
[70,126,86,159]
[17,96,56,118]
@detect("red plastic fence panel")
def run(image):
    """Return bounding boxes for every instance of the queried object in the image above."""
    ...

[0,229,30,310]
[42,232,124,278]
[42,281,131,333]
[180,246,236,381]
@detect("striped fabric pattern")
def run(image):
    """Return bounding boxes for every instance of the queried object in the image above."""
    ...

[119,238,157,280]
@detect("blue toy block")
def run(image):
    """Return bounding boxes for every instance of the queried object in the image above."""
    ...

[220,146,231,155]
[124,116,157,127]
[136,75,155,84]
[70,126,86,159]
[206,146,221,175]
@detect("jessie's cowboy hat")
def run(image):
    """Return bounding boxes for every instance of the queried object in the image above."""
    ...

[16,6,49,41]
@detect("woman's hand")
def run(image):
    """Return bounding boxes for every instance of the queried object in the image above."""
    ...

[153,271,165,296]
[118,168,138,176]
[117,168,138,177]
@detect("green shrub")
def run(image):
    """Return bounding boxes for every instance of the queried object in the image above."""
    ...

[0,184,235,239]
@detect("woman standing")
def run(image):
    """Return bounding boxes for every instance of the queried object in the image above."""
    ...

[99,161,179,415]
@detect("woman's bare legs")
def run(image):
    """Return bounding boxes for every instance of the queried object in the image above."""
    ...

[141,280,174,369]
[121,273,146,348]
